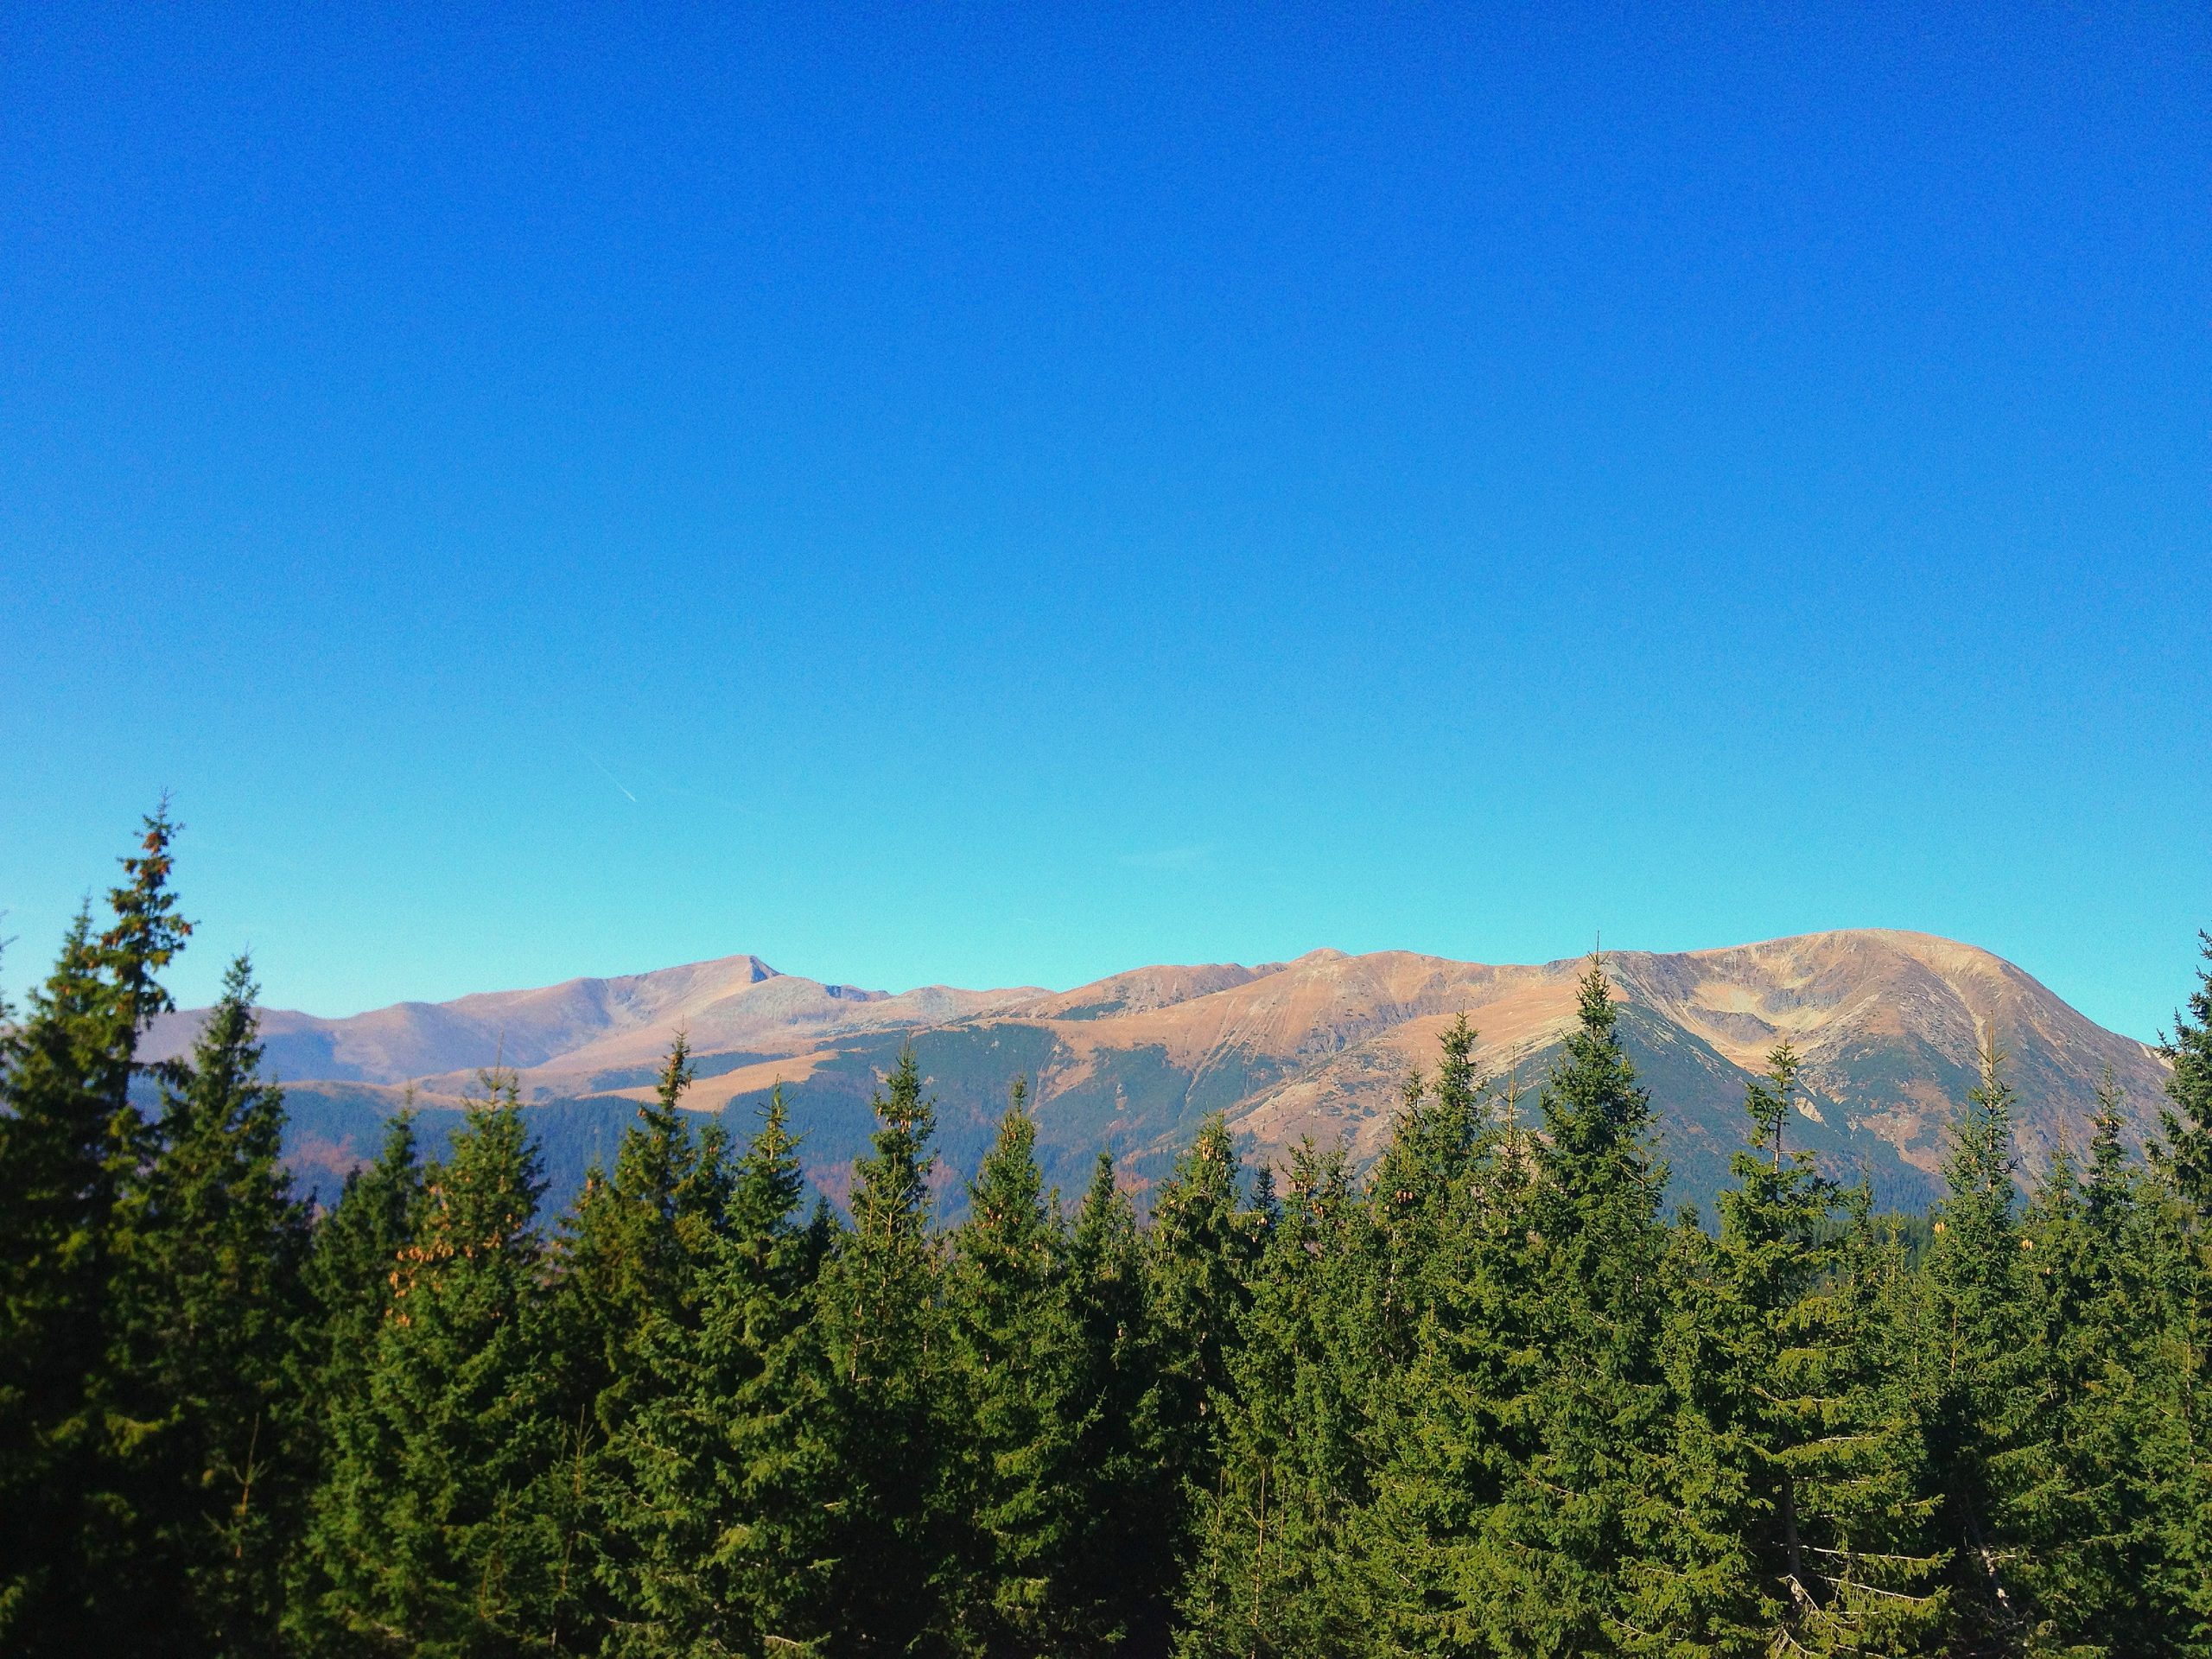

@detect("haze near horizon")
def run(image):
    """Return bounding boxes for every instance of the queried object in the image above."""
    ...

[4,5,2207,1041]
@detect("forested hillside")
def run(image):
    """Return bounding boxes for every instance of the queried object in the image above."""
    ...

[7,815,2210,1656]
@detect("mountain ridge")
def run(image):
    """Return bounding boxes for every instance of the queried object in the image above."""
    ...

[146,930,2170,1213]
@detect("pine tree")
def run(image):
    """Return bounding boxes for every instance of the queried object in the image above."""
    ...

[813,1049,960,1655]
[945,1080,1086,1656]
[1923,1036,2042,1655]
[2141,931,2212,1655]
[1147,1110,1268,1630]
[2155,932,2212,1212]
[301,1105,427,1424]
[607,1084,836,1656]
[0,810,192,1653]
[549,1037,731,1647]
[288,1106,425,1649]
[301,1070,569,1656]
[1364,1016,1492,1363]
[557,1037,730,1434]
[1177,1140,1368,1657]
[101,805,196,1051]
[1665,1046,1809,1658]
[2137,1169,2212,1658]
[107,956,312,1656]
[0,910,123,1649]
[1694,1043,1944,1657]
[2004,1075,2190,1656]
[1819,1200,1954,1653]
[1492,961,1673,1653]
[1149,1115,1262,1440]
[1059,1150,1173,1654]
[1341,1020,1537,1650]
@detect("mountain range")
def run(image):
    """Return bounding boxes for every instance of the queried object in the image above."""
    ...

[144,930,2173,1216]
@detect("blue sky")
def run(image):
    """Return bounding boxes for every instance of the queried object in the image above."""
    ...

[3,3,2207,1039]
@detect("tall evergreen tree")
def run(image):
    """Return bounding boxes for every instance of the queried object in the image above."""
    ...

[1144,1109,1271,1639]
[1494,962,1674,1653]
[605,1085,836,1656]
[945,1081,1085,1656]
[2137,1174,2212,1658]
[557,1037,730,1435]
[1923,1037,2042,1656]
[288,1106,426,1648]
[1343,1019,1536,1650]
[301,1070,569,1656]
[1177,1140,1368,1657]
[1363,1017,1493,1364]
[550,1037,731,1648]
[1059,1150,1173,1654]
[2142,934,2212,1656]
[2155,933,2212,1211]
[1344,997,1731,1656]
[1694,1042,1944,1657]
[0,910,122,1649]
[0,809,192,1653]
[2006,1077,2190,1656]
[108,956,312,1656]
[813,1049,960,1654]
[301,1105,427,1425]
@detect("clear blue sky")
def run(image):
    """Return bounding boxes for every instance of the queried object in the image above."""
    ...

[3,4,2207,1040]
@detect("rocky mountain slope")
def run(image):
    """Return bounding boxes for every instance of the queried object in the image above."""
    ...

[146,931,2171,1214]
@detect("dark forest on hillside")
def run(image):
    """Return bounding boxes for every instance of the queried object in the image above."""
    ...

[4,815,2209,1657]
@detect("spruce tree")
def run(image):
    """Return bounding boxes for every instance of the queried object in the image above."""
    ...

[606,1084,836,1656]
[1148,1116,1262,1448]
[301,1105,427,1425]
[1177,1140,1367,1657]
[2155,932,2212,1211]
[1664,1045,1808,1658]
[1536,965,1675,1649]
[2137,1170,2212,1657]
[2143,932,2212,1654]
[1347,1023,1563,1652]
[1060,1150,1173,1653]
[301,1070,569,1656]
[944,1080,1086,1656]
[1146,1109,1269,1629]
[109,956,312,1656]
[1492,962,1673,1652]
[2007,1078,2189,1656]
[1923,1037,2042,1655]
[1695,1043,1944,1656]
[1363,1016,1491,1363]
[550,1037,731,1646]
[1823,1200,1954,1651]
[556,1037,730,1437]
[813,1049,959,1655]
[288,1106,425,1647]
[0,810,192,1653]
[0,910,123,1649]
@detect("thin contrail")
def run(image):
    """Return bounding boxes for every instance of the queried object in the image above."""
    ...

[592,758,638,803]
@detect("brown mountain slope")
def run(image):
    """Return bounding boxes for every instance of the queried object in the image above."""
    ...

[1205,932,2167,1188]
[143,953,1044,1089]
[1604,930,2166,1173]
[152,931,2170,1213]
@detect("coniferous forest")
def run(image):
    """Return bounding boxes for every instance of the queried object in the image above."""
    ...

[6,813,2211,1659]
